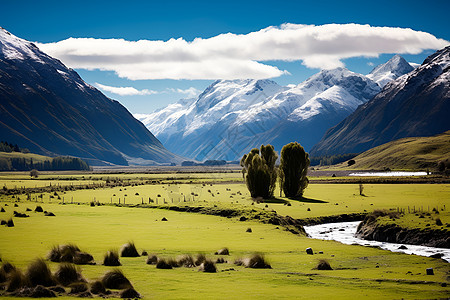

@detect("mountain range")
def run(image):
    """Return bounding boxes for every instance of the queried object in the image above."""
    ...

[0,27,180,166]
[311,46,450,156]
[137,55,415,161]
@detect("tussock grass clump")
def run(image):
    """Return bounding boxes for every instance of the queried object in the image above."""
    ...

[436,218,443,226]
[141,250,148,256]
[198,259,217,273]
[102,269,132,290]
[315,259,333,270]
[177,254,195,268]
[90,280,107,295]
[120,242,140,257]
[6,218,14,227]
[216,257,225,264]
[0,207,5,212]
[26,258,56,287]
[146,254,158,265]
[68,282,88,294]
[156,259,172,269]
[6,268,26,292]
[120,287,141,298]
[1,262,16,274]
[167,257,179,268]
[54,263,85,286]
[35,206,43,212]
[194,254,206,266]
[215,248,229,255]
[48,244,94,265]
[235,254,271,269]
[103,250,121,266]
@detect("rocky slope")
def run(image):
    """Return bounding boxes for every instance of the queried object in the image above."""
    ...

[311,46,450,157]
[0,27,181,165]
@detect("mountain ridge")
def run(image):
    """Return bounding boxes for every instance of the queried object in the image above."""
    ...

[310,45,450,157]
[0,27,181,166]
[137,58,412,161]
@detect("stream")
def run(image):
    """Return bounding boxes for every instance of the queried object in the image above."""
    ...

[304,221,450,262]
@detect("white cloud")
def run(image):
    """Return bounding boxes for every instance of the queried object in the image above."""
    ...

[367,62,375,67]
[95,83,159,96]
[168,87,201,98]
[37,23,449,80]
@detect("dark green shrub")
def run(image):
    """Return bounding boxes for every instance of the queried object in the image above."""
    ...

[279,142,309,198]
[241,145,278,199]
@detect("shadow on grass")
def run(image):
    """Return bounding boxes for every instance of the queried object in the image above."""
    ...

[263,198,289,204]
[289,196,328,203]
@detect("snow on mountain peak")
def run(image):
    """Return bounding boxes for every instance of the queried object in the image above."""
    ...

[0,27,44,63]
[367,54,414,87]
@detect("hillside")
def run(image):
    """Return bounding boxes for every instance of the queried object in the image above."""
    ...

[311,46,450,157]
[0,27,181,166]
[337,131,450,170]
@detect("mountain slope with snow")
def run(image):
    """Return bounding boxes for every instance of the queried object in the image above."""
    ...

[0,27,181,165]
[367,55,414,87]
[138,63,415,160]
[311,46,450,157]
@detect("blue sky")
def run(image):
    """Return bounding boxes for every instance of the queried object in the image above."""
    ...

[1,0,449,113]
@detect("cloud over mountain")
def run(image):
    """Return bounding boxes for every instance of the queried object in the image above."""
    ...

[37,24,448,80]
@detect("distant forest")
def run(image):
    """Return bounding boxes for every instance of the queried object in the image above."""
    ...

[309,153,358,166]
[0,141,90,171]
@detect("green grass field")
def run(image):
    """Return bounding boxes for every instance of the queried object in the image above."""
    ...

[0,172,449,299]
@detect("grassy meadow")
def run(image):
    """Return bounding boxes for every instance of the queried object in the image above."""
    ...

[0,171,449,299]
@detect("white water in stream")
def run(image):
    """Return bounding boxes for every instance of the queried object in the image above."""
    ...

[304,221,450,262]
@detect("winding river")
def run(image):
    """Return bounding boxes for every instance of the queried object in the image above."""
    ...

[304,221,450,262]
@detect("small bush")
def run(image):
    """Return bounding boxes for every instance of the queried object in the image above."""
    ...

[247,254,271,269]
[69,282,88,294]
[102,269,132,290]
[6,218,14,227]
[103,250,121,266]
[194,254,206,266]
[6,268,26,292]
[146,255,158,265]
[90,280,107,295]
[156,259,172,269]
[120,288,141,298]
[120,242,140,257]
[215,248,229,255]
[73,251,95,265]
[198,259,216,273]
[1,262,16,274]
[26,258,56,287]
[315,259,333,270]
[54,263,84,286]
[235,254,271,269]
[177,254,195,268]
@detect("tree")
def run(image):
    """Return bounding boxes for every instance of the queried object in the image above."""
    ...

[30,169,39,178]
[279,142,310,198]
[241,145,278,199]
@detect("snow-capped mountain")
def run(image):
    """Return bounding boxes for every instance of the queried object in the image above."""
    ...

[367,55,414,87]
[311,46,450,157]
[0,27,181,165]
[137,65,396,161]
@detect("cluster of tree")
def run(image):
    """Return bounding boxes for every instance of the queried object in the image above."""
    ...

[241,142,310,200]
[309,153,358,166]
[181,160,227,166]
[438,159,450,175]
[0,156,90,171]
[0,141,29,153]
